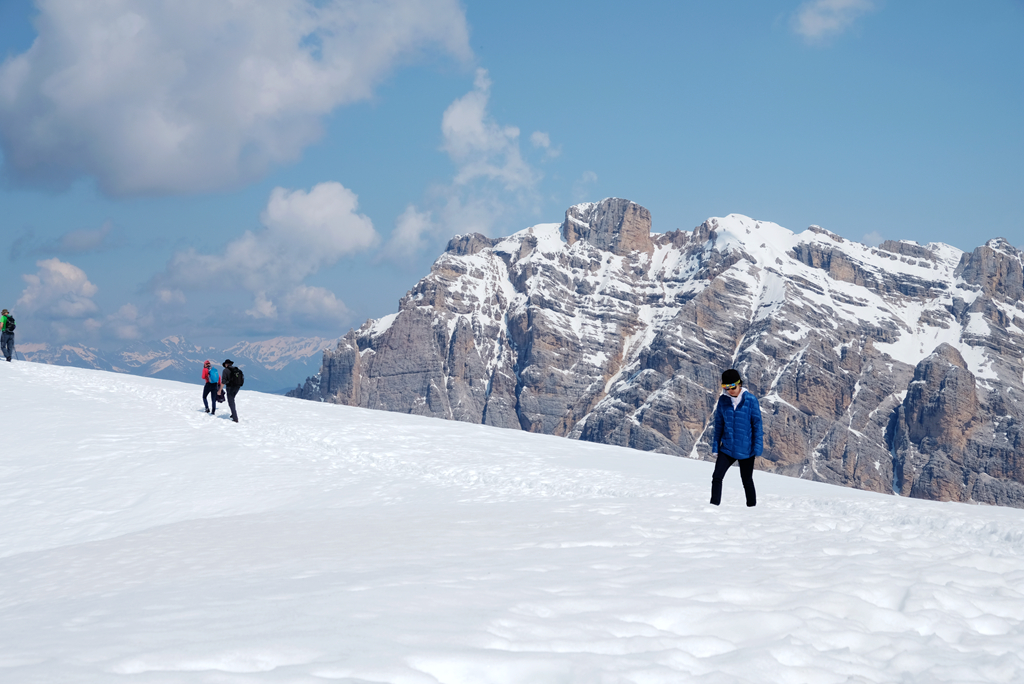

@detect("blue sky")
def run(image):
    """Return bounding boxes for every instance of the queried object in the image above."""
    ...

[1,0,1021,349]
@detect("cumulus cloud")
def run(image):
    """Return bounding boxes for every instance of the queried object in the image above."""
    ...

[261,183,379,261]
[383,70,544,260]
[17,258,99,319]
[792,0,875,43]
[12,259,161,343]
[0,0,471,196]
[156,181,375,325]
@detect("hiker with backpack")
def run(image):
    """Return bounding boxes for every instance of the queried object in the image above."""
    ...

[201,359,220,415]
[1,309,15,362]
[221,359,244,423]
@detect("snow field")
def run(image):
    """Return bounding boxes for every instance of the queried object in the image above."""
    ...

[1,361,1023,683]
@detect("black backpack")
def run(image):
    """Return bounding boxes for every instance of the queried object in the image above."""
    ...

[226,366,244,388]
[2,316,13,333]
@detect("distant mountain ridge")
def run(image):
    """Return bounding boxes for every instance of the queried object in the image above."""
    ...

[290,197,1024,508]
[20,335,333,393]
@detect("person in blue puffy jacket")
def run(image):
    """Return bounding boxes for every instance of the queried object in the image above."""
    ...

[710,368,763,507]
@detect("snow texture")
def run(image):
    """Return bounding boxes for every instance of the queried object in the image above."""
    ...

[2,361,1022,683]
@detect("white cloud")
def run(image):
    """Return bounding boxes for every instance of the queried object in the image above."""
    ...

[281,285,350,326]
[792,0,875,43]
[438,194,510,238]
[442,69,538,191]
[156,288,186,305]
[862,231,884,247]
[530,130,561,159]
[572,170,599,202]
[384,70,544,261]
[14,259,158,343]
[382,205,436,260]
[261,183,379,261]
[17,258,99,319]
[246,292,279,321]
[0,0,471,196]
[107,303,146,340]
[47,221,115,254]
[157,181,375,323]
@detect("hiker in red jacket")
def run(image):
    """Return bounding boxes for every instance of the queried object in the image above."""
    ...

[201,359,220,415]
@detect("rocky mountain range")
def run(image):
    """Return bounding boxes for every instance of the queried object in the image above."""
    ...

[20,335,333,393]
[290,198,1024,508]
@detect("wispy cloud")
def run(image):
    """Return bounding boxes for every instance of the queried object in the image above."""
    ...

[530,131,561,159]
[792,0,876,43]
[381,69,544,260]
[10,222,119,260]
[384,206,437,261]
[0,0,471,196]
[862,230,884,247]
[572,171,599,203]
[441,69,538,191]
[45,222,116,254]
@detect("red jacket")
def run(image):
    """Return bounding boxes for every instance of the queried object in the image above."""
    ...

[202,363,219,384]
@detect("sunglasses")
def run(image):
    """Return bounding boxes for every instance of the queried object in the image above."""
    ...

[721,382,741,390]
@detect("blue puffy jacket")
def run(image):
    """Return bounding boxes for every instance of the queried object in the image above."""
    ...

[712,390,763,460]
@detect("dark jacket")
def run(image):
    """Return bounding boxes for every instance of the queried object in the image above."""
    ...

[712,389,763,460]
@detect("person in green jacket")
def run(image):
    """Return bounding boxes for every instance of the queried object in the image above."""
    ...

[0,309,14,362]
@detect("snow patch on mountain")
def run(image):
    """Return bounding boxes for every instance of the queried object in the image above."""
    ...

[224,336,333,371]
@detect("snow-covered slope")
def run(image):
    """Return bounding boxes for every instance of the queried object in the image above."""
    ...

[294,198,1024,507]
[2,361,1022,682]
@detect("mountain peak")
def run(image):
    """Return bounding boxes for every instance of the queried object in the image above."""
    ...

[293,199,1024,508]
[561,197,653,256]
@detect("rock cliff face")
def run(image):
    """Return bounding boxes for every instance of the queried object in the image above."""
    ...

[291,198,1024,507]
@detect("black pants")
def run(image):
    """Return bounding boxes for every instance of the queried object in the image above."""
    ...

[203,382,219,413]
[710,453,756,507]
[226,386,240,421]
[1,332,13,361]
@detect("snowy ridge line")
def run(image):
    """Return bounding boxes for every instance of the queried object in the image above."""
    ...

[20,334,333,392]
